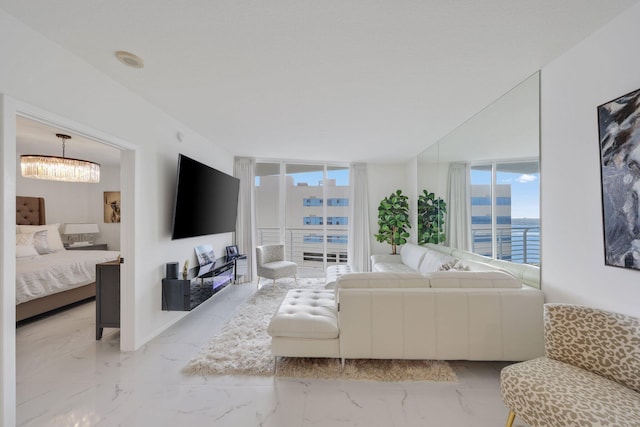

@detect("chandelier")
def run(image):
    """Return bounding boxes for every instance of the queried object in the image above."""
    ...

[21,133,101,183]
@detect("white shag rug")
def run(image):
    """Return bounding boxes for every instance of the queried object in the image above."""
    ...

[182,277,456,382]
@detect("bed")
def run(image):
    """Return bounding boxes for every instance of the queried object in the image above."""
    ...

[16,196,120,321]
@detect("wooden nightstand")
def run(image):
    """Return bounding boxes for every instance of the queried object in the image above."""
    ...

[96,260,120,339]
[66,243,108,251]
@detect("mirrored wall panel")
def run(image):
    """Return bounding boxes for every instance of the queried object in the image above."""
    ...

[417,71,540,266]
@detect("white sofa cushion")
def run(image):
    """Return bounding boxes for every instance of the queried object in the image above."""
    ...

[400,244,428,271]
[267,289,339,339]
[325,265,356,289]
[426,270,522,288]
[372,262,417,273]
[338,286,544,361]
[370,254,401,265]
[337,272,429,289]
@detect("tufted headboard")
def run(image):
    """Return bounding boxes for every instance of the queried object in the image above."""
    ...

[16,196,46,225]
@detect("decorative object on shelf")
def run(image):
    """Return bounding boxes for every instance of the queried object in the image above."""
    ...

[163,255,237,311]
[166,262,179,279]
[20,133,100,183]
[183,259,189,280]
[417,189,447,245]
[597,87,640,271]
[226,245,239,259]
[104,191,121,223]
[195,244,215,266]
[62,223,100,246]
[375,189,410,254]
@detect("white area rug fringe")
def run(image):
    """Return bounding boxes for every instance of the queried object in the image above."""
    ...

[182,277,456,382]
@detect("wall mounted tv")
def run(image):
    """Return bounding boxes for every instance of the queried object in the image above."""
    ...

[171,154,240,240]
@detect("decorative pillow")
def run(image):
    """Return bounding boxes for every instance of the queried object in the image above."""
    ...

[438,258,459,271]
[16,244,39,259]
[451,261,471,271]
[419,251,459,273]
[16,232,34,246]
[32,230,53,254]
[452,259,495,271]
[17,223,65,252]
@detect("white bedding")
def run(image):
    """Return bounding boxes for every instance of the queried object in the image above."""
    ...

[16,250,120,305]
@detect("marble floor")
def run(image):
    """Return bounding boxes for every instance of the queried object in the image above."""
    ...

[16,281,529,427]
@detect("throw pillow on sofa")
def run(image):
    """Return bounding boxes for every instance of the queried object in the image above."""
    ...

[438,258,459,271]
[419,251,459,273]
[453,259,496,272]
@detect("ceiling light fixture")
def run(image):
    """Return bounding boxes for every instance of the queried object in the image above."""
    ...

[20,133,101,183]
[115,50,144,68]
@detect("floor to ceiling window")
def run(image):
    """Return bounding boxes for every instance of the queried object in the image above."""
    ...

[255,162,350,276]
[470,160,540,266]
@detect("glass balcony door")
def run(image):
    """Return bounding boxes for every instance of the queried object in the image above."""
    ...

[255,162,350,277]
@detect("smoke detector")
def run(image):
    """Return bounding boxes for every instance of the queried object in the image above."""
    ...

[115,51,144,69]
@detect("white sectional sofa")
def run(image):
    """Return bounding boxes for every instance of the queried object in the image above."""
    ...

[372,242,540,289]
[268,243,544,363]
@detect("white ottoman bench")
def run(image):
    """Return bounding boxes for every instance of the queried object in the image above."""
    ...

[325,265,356,289]
[267,289,340,361]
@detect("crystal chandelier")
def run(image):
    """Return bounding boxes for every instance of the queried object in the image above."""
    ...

[21,133,101,183]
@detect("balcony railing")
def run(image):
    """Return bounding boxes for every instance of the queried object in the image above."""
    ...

[256,227,349,274]
[471,226,540,266]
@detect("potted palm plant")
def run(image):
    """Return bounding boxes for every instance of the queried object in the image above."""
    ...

[375,189,411,254]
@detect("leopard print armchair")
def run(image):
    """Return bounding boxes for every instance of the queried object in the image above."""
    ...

[500,303,640,427]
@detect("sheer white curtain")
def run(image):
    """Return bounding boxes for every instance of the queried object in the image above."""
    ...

[446,163,471,251]
[348,163,371,272]
[234,157,256,282]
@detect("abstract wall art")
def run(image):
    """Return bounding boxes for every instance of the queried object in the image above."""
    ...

[598,87,640,270]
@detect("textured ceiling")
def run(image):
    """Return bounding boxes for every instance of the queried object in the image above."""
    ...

[3,0,639,163]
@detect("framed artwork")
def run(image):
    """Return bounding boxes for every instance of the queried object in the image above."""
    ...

[104,191,121,223]
[597,87,640,270]
[195,244,215,267]
[226,245,239,259]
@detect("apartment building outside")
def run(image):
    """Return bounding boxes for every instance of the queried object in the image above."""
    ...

[255,172,350,274]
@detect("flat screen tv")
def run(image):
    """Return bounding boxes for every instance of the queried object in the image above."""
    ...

[171,154,240,240]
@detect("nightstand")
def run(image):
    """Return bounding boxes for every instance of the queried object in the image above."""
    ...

[66,243,108,251]
[96,260,120,339]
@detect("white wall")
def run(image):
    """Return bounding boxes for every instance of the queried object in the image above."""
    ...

[541,2,640,318]
[92,164,121,250]
[367,162,410,255]
[16,160,122,250]
[0,7,233,358]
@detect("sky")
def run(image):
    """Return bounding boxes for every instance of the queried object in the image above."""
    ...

[471,169,540,219]
[259,168,539,218]
[258,169,350,186]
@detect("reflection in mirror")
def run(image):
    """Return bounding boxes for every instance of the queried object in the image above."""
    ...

[417,71,540,266]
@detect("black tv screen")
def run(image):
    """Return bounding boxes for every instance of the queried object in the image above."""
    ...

[171,154,240,240]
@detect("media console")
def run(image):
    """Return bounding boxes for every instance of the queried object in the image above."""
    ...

[161,255,245,311]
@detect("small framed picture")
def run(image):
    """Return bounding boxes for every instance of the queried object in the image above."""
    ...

[104,191,121,223]
[226,245,239,259]
[195,244,215,267]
